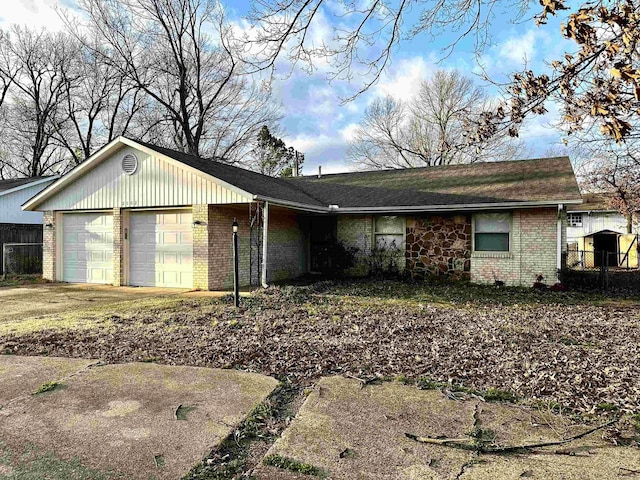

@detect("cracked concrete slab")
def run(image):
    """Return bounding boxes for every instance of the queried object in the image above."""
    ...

[0,356,279,479]
[254,377,640,480]
[0,355,96,405]
[254,376,477,480]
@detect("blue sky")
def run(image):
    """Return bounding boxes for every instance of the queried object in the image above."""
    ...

[1,0,575,173]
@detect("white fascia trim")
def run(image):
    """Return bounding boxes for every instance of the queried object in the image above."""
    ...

[24,137,255,211]
[120,138,254,202]
[2,176,58,200]
[23,137,126,211]
[252,197,583,214]
[253,195,330,213]
[333,199,583,214]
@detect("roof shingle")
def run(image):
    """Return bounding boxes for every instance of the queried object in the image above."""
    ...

[133,140,582,210]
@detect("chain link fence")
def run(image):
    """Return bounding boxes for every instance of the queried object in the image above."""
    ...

[1,243,43,278]
[562,249,640,292]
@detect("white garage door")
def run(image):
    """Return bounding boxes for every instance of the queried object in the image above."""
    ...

[129,210,193,288]
[62,212,114,284]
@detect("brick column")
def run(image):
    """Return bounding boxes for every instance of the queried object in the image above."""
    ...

[193,204,210,290]
[42,211,56,281]
[113,208,123,286]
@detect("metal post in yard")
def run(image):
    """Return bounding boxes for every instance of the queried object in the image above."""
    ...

[232,218,240,308]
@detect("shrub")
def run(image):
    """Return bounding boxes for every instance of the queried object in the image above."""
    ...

[314,240,358,278]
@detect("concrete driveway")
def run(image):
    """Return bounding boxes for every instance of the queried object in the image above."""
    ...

[0,355,279,479]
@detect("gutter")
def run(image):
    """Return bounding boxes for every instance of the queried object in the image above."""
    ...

[253,197,583,215]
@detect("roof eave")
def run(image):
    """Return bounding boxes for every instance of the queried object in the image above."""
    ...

[333,199,582,214]
[252,197,582,214]
[0,176,58,199]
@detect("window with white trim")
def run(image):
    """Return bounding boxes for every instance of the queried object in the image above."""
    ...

[567,212,583,227]
[473,213,511,252]
[374,216,404,249]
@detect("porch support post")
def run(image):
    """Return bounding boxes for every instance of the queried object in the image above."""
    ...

[261,201,269,288]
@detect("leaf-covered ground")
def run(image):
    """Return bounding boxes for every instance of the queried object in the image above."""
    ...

[2,280,639,415]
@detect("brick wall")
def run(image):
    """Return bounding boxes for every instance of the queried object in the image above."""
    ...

[207,204,307,290]
[470,208,560,286]
[265,206,307,283]
[112,208,122,286]
[192,204,210,290]
[42,211,56,281]
[208,205,251,290]
[406,214,471,279]
[336,215,373,276]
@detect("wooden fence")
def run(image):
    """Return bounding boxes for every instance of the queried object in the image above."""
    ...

[0,223,43,275]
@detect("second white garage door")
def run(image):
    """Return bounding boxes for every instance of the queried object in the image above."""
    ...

[129,210,193,288]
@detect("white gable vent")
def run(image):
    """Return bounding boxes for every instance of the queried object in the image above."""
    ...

[122,153,138,175]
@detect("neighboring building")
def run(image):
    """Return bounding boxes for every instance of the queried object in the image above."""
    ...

[566,193,638,268]
[0,176,58,274]
[23,137,581,288]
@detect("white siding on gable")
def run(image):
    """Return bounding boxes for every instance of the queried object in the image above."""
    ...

[0,181,56,224]
[37,146,251,211]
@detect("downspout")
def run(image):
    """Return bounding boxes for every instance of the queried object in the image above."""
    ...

[261,201,269,288]
[557,204,563,281]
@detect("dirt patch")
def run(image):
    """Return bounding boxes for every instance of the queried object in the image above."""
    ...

[0,358,279,479]
[253,376,640,480]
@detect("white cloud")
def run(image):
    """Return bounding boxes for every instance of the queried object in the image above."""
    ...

[497,29,545,65]
[373,55,436,102]
[0,0,68,31]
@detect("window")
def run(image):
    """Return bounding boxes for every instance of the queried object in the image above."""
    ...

[374,216,404,249]
[567,213,583,227]
[474,213,511,252]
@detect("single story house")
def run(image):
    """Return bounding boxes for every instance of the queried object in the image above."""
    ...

[0,176,58,274]
[567,194,638,268]
[23,137,582,289]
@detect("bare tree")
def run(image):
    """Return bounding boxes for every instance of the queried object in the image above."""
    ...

[577,140,639,233]
[54,38,146,165]
[348,70,527,169]
[247,0,530,100]
[0,26,78,177]
[74,0,281,161]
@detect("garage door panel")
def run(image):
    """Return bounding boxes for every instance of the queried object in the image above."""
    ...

[129,210,193,288]
[62,213,113,284]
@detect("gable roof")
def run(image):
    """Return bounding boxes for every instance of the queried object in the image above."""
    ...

[24,137,582,213]
[133,140,325,208]
[567,193,617,212]
[0,176,57,197]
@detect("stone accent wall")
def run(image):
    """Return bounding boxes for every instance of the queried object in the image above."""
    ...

[42,211,56,281]
[406,215,471,279]
[112,208,123,286]
[336,215,373,276]
[192,204,210,290]
[470,208,559,286]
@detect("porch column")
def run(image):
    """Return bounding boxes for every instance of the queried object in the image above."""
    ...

[261,201,269,288]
